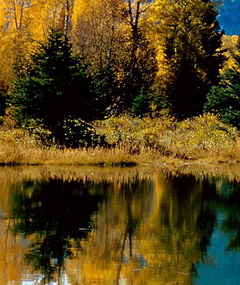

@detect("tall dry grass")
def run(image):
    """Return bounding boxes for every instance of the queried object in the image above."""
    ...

[94,113,240,163]
[0,114,239,166]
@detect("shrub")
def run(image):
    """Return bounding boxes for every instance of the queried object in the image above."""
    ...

[57,117,106,148]
[94,113,238,158]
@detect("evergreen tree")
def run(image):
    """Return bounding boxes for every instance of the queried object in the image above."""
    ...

[9,29,100,146]
[0,81,7,117]
[12,30,92,123]
[204,37,240,129]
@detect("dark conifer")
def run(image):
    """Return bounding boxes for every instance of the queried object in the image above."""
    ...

[9,29,102,147]
[204,37,240,129]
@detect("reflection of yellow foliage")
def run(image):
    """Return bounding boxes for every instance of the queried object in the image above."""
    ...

[64,174,204,284]
[0,167,239,283]
[0,219,27,284]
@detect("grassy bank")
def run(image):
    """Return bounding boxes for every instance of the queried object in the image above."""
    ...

[0,114,239,166]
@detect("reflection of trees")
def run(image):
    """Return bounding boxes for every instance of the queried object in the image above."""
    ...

[222,186,240,251]
[203,179,240,252]
[1,169,239,284]
[115,181,149,285]
[0,219,27,285]
[152,175,216,284]
[10,179,106,284]
[65,179,154,285]
[66,175,216,285]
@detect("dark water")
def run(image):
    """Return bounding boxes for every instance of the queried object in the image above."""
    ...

[0,167,239,284]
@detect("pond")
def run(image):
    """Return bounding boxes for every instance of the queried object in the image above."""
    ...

[0,165,239,285]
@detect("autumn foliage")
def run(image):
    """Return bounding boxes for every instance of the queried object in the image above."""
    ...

[0,0,239,149]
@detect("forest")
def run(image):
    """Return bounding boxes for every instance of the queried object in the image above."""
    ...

[0,0,239,164]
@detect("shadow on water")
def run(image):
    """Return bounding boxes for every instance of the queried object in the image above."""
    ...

[10,179,106,283]
[0,166,239,284]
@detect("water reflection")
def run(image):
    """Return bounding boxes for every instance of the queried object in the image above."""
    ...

[0,167,239,284]
[10,179,106,284]
[202,178,240,252]
[194,178,240,285]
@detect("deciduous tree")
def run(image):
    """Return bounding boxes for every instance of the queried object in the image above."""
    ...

[72,0,157,116]
[120,0,157,115]
[148,0,224,118]
[72,0,127,115]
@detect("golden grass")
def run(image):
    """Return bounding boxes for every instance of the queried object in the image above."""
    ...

[0,114,239,166]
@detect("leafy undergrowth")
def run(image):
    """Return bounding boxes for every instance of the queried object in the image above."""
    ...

[0,114,239,165]
[94,113,240,163]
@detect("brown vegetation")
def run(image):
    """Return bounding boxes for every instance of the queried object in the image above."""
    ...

[0,114,239,167]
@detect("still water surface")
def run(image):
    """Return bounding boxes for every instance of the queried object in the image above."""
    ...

[0,166,239,284]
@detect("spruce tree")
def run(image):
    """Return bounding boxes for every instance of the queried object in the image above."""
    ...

[11,30,92,124]
[204,37,240,129]
[9,29,100,146]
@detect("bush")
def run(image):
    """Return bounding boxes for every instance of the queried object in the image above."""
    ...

[0,116,41,149]
[94,113,238,158]
[56,117,106,148]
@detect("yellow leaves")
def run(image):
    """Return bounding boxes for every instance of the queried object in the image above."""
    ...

[0,0,70,39]
[94,113,238,159]
[28,0,70,41]
[0,0,73,86]
[175,114,238,153]
[146,0,217,79]
[221,35,240,72]
[94,114,174,151]
[72,0,127,56]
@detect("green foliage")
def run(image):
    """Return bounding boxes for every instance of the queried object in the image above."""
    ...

[204,38,240,129]
[0,92,6,116]
[57,117,106,148]
[89,67,120,119]
[130,90,153,117]
[0,81,7,116]
[10,30,93,125]
[120,38,157,115]
[8,29,102,146]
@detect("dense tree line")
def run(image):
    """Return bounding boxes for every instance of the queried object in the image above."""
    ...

[0,0,239,146]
